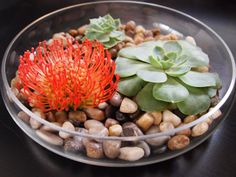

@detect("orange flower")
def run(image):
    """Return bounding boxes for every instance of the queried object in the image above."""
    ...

[18,39,119,112]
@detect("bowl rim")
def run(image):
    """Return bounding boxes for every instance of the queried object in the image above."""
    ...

[1,0,236,141]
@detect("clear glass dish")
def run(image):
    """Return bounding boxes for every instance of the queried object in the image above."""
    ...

[1,1,235,167]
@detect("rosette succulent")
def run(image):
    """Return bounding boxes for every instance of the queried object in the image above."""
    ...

[84,14,125,49]
[115,40,221,115]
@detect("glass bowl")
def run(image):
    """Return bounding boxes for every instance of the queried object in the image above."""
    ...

[1,1,235,167]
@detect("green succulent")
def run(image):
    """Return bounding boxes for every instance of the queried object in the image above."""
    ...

[115,40,221,115]
[84,14,125,49]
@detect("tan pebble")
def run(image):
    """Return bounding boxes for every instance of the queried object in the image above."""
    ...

[103,140,121,159]
[151,28,161,36]
[135,25,145,34]
[191,122,209,137]
[84,120,104,129]
[124,36,135,43]
[125,20,136,30]
[204,117,213,125]
[30,118,41,129]
[119,147,144,161]
[184,115,197,124]
[185,36,196,45]
[88,126,108,137]
[68,29,78,37]
[120,97,138,113]
[98,102,109,110]
[136,113,154,132]
[78,25,88,35]
[159,122,175,135]
[68,111,87,123]
[36,130,63,146]
[125,30,135,38]
[168,135,190,150]
[83,108,105,121]
[52,32,68,47]
[55,111,68,124]
[144,37,154,42]
[114,42,125,51]
[144,30,153,37]
[163,110,181,127]
[176,124,191,136]
[145,126,170,146]
[40,122,61,132]
[59,121,75,139]
[149,112,162,125]
[109,124,122,136]
[104,118,119,128]
[193,66,209,73]
[134,34,144,44]
[125,42,136,47]
[209,108,222,120]
[85,141,104,159]
[17,111,30,123]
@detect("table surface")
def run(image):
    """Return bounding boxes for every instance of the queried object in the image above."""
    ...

[0,0,236,177]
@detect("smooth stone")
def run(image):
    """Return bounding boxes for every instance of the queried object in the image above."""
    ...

[64,138,84,152]
[103,140,121,159]
[104,118,119,128]
[159,122,175,135]
[191,122,209,137]
[120,97,138,113]
[30,118,41,129]
[136,113,154,132]
[209,108,222,120]
[46,111,56,122]
[40,122,61,132]
[136,141,151,157]
[168,135,190,150]
[83,108,105,121]
[150,112,162,125]
[59,121,75,139]
[145,126,170,146]
[109,124,123,136]
[88,126,109,137]
[128,109,142,120]
[105,105,117,118]
[122,122,144,137]
[163,110,181,127]
[17,111,30,123]
[184,115,197,123]
[119,147,144,161]
[185,36,196,45]
[109,92,123,107]
[85,141,104,159]
[68,111,87,123]
[84,120,104,130]
[115,111,129,123]
[75,128,89,146]
[55,111,68,124]
[176,123,191,136]
[98,102,109,110]
[36,130,63,146]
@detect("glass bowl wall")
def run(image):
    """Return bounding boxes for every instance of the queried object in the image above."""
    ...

[1,1,235,167]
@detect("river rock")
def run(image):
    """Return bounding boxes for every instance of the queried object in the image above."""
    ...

[59,121,75,139]
[120,97,138,113]
[191,122,209,137]
[103,140,121,159]
[84,120,104,129]
[36,129,63,146]
[163,110,181,127]
[145,126,170,146]
[167,135,190,150]
[109,92,123,107]
[85,141,104,159]
[83,108,105,121]
[136,113,154,132]
[119,147,144,161]
[122,122,144,136]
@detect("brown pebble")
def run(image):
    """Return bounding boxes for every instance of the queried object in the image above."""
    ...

[191,122,209,137]
[124,36,135,43]
[109,124,123,136]
[46,111,56,122]
[135,25,145,34]
[149,112,162,125]
[151,28,161,36]
[184,115,197,124]
[109,92,123,107]
[176,124,191,136]
[168,135,190,150]
[109,48,117,58]
[85,141,104,159]
[126,30,135,38]
[120,97,138,114]
[83,108,105,121]
[69,111,87,123]
[55,111,68,124]
[125,20,136,31]
[68,29,78,37]
[104,118,119,128]
[125,42,136,47]
[103,140,121,159]
[134,34,144,44]
[144,30,153,38]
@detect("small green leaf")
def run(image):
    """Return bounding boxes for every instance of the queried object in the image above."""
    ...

[160,60,174,70]
[165,52,177,61]
[163,41,182,55]
[153,46,165,59]
[118,76,146,97]
[177,87,211,115]
[115,57,150,77]
[153,77,189,103]
[137,67,167,83]
[150,56,163,69]
[206,88,217,98]
[179,71,217,87]
[136,83,169,112]
[165,65,191,77]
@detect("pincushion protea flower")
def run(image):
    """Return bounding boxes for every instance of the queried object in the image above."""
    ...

[18,38,119,112]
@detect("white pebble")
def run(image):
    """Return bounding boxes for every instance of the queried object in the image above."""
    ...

[59,121,75,139]
[119,147,144,161]
[36,130,63,146]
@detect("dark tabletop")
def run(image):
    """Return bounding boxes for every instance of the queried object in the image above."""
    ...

[0,0,236,177]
